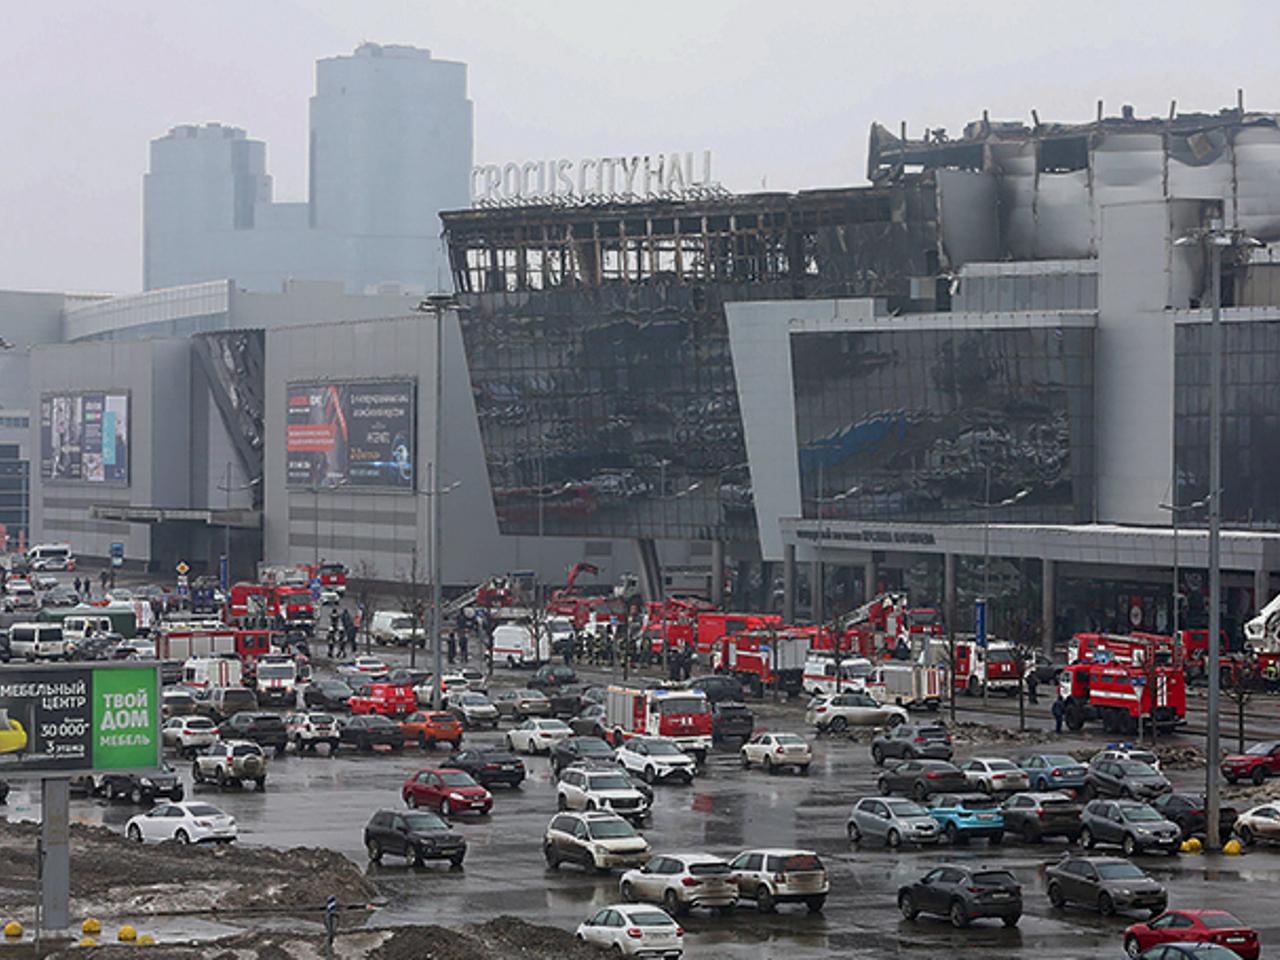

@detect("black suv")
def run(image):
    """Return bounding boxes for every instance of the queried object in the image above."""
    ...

[216,712,288,756]
[898,864,1022,928]
[711,701,755,743]
[871,725,953,765]
[529,665,578,690]
[1149,793,1239,840]
[97,764,184,804]
[363,808,466,867]
[550,736,617,775]
[449,748,526,788]
[687,675,746,704]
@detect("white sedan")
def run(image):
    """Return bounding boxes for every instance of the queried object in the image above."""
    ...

[804,691,908,732]
[125,801,237,844]
[337,656,389,682]
[576,903,684,957]
[506,718,574,754]
[740,732,812,775]
[959,757,1031,794]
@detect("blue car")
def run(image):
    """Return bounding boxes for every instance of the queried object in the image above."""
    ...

[927,792,1004,845]
[1020,753,1088,792]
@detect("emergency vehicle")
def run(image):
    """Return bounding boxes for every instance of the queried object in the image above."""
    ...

[712,627,811,696]
[254,652,304,707]
[603,686,713,762]
[864,662,947,710]
[694,612,783,660]
[300,561,348,596]
[945,637,1021,695]
[181,655,244,690]
[1058,632,1186,735]
[802,654,874,696]
[226,583,315,633]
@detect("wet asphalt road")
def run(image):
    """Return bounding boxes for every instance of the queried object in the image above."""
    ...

[7,651,1280,959]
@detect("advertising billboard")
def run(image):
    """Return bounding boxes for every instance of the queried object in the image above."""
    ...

[40,392,130,484]
[286,380,415,489]
[0,663,161,775]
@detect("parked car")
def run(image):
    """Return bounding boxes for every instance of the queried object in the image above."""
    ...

[304,678,354,711]
[550,735,617,775]
[191,739,267,791]
[927,793,1004,845]
[557,764,650,819]
[805,690,908,732]
[739,732,811,775]
[959,757,1030,795]
[846,796,940,847]
[898,864,1022,927]
[1149,793,1238,841]
[569,703,608,738]
[1220,740,1280,785]
[1044,855,1167,917]
[282,711,340,752]
[494,688,553,719]
[125,801,236,844]
[216,712,288,756]
[98,764,184,805]
[575,903,684,958]
[1079,799,1181,855]
[401,711,464,750]
[619,853,738,916]
[1019,753,1089,792]
[544,683,588,718]
[615,736,696,784]
[727,848,828,913]
[447,692,500,729]
[544,810,652,873]
[448,748,526,789]
[999,791,1083,843]
[161,715,218,757]
[710,701,754,743]
[686,674,746,704]
[1232,803,1280,846]
[161,687,199,720]
[1092,745,1163,772]
[402,767,493,816]
[200,686,259,723]
[1082,758,1172,801]
[1124,910,1260,960]
[870,724,953,765]
[363,808,466,867]
[529,664,578,689]
[337,656,390,682]
[506,717,574,754]
[878,760,969,801]
[339,714,406,752]
[1134,946,1258,960]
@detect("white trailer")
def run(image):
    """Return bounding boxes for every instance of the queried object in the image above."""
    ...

[864,662,946,710]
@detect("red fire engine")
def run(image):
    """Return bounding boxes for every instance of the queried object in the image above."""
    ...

[299,561,347,596]
[694,612,783,660]
[1059,632,1186,735]
[639,597,713,654]
[712,626,813,697]
[603,686,713,761]
[226,583,316,633]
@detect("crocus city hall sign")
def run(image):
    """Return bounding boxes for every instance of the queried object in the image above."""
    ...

[471,151,719,205]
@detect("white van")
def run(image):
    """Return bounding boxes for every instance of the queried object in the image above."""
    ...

[27,543,75,571]
[491,623,549,668]
[10,622,66,660]
[62,615,114,643]
[369,611,418,646]
[802,655,873,696]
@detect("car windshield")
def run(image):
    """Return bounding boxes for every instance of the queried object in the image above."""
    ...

[987,760,1018,771]
[232,745,262,757]
[629,910,676,927]
[780,853,823,871]
[1118,761,1157,776]
[429,713,455,723]
[577,740,612,754]
[775,734,807,746]
[959,797,999,810]
[438,772,476,787]
[1198,913,1245,929]
[918,728,947,739]
[689,861,731,875]
[403,812,449,831]
[587,819,637,839]
[187,718,214,729]
[1096,862,1147,880]
[322,682,351,693]
[1245,742,1277,756]
[1119,804,1162,822]
[462,695,489,705]
[973,870,1016,886]
[310,714,334,724]
[658,696,708,716]
[644,741,685,756]
[365,716,397,728]
[987,648,1017,663]
[887,801,928,817]
[586,775,631,791]
[185,804,223,817]
[258,665,293,679]
[1041,755,1077,767]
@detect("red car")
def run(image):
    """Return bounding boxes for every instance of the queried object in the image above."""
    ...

[1220,741,1280,785]
[1124,909,1259,960]
[402,768,493,817]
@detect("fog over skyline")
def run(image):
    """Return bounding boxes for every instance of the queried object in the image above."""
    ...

[3,0,1278,294]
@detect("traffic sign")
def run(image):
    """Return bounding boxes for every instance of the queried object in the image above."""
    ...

[176,561,189,575]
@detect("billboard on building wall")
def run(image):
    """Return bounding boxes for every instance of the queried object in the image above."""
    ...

[0,663,161,775]
[286,380,416,489]
[40,392,130,484]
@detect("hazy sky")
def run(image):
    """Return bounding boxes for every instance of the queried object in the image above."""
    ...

[3,1,1278,294]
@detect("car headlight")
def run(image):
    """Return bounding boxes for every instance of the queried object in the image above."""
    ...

[450,792,465,800]
[140,779,153,786]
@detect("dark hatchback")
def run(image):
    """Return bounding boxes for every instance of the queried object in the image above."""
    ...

[898,864,1021,927]
[550,736,617,775]
[304,679,354,711]
[999,791,1083,843]
[216,712,288,755]
[363,808,466,866]
[449,748,526,788]
[871,725,954,765]
[340,714,406,752]
[687,675,747,704]
[711,701,755,743]
[546,684,587,718]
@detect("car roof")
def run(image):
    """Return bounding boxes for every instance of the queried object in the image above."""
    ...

[734,847,820,857]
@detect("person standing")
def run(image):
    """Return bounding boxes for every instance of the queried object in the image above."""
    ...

[1052,693,1066,734]
[1026,669,1039,705]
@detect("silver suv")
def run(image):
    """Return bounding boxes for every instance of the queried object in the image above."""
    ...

[728,848,829,913]
[191,739,268,791]
[557,765,650,820]
[543,810,651,873]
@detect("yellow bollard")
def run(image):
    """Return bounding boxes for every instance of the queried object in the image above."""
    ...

[81,917,102,935]
[77,937,99,947]
[4,921,22,938]
[135,933,156,945]
[117,924,137,942]
[1224,839,1243,855]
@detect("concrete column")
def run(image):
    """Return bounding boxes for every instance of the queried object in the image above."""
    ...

[1042,558,1056,655]
[41,777,70,932]
[865,558,878,601]
[1255,567,1272,617]
[711,540,725,608]
[783,544,795,623]
[944,553,957,636]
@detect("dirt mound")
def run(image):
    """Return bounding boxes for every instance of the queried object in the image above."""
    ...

[943,719,1058,746]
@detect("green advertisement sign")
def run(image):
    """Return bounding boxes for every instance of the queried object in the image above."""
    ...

[0,663,160,775]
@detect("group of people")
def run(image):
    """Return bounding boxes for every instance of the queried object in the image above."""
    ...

[325,607,358,659]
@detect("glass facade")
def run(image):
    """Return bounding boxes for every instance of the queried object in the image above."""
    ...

[458,285,768,542]
[790,326,1095,523]
[1175,319,1280,527]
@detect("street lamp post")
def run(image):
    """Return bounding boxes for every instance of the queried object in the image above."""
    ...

[979,467,1029,708]
[1157,496,1210,643]
[216,463,260,591]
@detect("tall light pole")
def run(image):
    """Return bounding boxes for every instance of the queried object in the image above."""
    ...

[1158,496,1210,642]
[217,463,260,591]
[979,467,1028,707]
[1174,219,1260,849]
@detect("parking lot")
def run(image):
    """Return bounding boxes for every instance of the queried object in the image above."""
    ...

[7,631,1280,959]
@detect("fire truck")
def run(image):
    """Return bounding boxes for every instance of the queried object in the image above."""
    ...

[694,612,783,660]
[638,597,714,655]
[1058,632,1186,735]
[603,686,713,762]
[299,561,347,596]
[712,626,812,697]
[933,636,1021,695]
[830,593,946,659]
[226,583,316,634]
